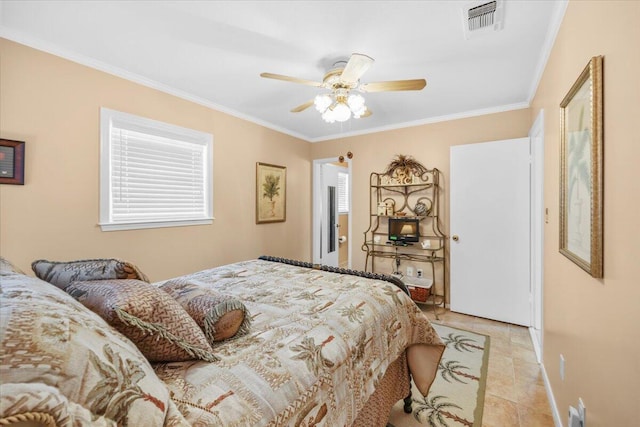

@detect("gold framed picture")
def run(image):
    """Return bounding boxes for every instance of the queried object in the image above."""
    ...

[256,162,286,224]
[559,56,603,278]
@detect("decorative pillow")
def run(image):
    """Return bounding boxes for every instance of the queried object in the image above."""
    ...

[31,258,150,290]
[0,256,26,276]
[0,382,121,426]
[160,280,251,344]
[67,279,217,363]
[0,274,189,426]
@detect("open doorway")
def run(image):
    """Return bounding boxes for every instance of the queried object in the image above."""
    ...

[312,157,352,268]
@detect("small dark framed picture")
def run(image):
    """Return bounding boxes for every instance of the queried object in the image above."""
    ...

[0,139,26,185]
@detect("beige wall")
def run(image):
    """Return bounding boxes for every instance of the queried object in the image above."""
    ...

[310,108,532,299]
[530,1,640,425]
[0,38,311,281]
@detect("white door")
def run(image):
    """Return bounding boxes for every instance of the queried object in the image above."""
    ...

[529,110,545,360]
[450,138,531,326]
[321,164,340,267]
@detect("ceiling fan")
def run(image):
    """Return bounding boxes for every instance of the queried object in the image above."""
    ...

[260,53,427,123]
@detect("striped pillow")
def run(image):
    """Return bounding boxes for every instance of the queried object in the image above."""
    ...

[32,258,149,290]
[160,280,251,344]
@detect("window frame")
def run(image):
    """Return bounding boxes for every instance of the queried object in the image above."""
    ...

[99,108,213,231]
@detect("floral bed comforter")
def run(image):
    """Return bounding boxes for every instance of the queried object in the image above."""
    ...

[153,259,444,426]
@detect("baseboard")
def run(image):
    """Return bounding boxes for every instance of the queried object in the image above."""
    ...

[529,327,542,363]
[541,361,563,427]
[530,327,563,426]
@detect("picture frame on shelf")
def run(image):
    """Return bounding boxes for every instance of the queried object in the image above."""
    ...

[559,56,603,278]
[256,162,286,224]
[0,139,25,185]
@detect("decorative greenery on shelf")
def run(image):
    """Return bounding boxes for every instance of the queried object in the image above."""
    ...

[383,154,428,178]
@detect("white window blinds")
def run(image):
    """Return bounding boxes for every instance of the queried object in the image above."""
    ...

[100,108,213,231]
[338,172,349,213]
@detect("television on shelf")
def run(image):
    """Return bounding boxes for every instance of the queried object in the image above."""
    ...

[388,217,420,243]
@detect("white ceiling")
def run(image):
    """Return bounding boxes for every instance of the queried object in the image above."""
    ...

[0,1,566,142]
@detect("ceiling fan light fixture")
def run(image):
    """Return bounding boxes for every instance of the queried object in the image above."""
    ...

[352,105,367,119]
[322,108,336,123]
[314,94,332,113]
[347,94,365,111]
[317,94,367,122]
[333,102,352,122]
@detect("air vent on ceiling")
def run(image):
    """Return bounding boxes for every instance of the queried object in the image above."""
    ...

[462,0,504,39]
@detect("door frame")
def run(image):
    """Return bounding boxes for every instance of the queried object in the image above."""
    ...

[529,109,545,363]
[312,157,352,267]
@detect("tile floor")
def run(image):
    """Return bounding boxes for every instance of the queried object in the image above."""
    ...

[421,307,555,427]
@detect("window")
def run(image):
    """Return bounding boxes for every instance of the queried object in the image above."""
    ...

[100,108,213,231]
[338,171,349,214]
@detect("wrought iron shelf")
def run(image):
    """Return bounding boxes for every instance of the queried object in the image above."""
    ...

[363,167,447,317]
[370,214,433,218]
[366,241,445,251]
[371,182,435,189]
[368,250,445,263]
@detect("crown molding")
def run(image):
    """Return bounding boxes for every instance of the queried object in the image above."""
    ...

[0,27,311,142]
[307,102,531,143]
[1,25,537,145]
[527,0,569,104]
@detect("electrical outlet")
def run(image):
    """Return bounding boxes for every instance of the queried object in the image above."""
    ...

[417,269,423,278]
[560,354,565,381]
[578,398,586,426]
[406,267,414,277]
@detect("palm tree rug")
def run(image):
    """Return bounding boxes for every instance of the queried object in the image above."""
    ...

[388,323,490,427]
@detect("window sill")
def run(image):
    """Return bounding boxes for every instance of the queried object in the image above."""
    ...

[99,218,214,232]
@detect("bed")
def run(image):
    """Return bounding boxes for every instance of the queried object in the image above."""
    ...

[152,257,445,426]
[0,256,444,426]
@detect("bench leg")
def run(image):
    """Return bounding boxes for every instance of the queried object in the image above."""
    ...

[403,392,412,413]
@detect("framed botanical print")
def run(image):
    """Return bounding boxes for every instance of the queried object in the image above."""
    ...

[256,162,286,224]
[559,56,603,278]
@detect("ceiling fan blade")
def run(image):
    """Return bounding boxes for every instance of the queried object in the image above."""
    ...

[291,100,314,113]
[260,72,323,87]
[360,79,427,93]
[340,53,374,85]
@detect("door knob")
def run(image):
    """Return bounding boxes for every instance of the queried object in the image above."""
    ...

[452,235,459,242]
